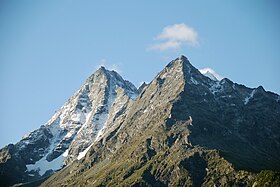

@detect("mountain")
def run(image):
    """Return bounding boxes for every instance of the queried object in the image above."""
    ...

[1,56,280,187]
[42,56,280,186]
[0,67,138,187]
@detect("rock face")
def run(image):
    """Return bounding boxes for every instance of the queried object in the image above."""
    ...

[1,56,280,187]
[0,67,138,187]
[41,56,280,186]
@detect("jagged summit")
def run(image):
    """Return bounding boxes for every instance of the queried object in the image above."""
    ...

[87,66,138,97]
[169,56,225,84]
[97,65,106,71]
[179,54,189,61]
[166,55,191,68]
[165,55,211,84]
[88,66,108,79]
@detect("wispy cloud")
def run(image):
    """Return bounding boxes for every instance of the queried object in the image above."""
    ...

[95,59,122,74]
[148,23,199,51]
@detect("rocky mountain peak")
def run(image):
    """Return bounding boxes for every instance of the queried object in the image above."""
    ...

[1,56,280,187]
[92,66,137,93]
[166,55,190,69]
[165,55,210,86]
[0,64,140,186]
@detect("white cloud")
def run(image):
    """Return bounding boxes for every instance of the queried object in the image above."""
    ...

[96,58,107,67]
[148,23,199,51]
[149,41,181,51]
[95,59,122,74]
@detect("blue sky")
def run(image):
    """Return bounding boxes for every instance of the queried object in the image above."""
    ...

[0,0,280,147]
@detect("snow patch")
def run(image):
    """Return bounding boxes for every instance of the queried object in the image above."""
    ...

[65,132,73,139]
[143,107,148,113]
[190,77,199,85]
[77,144,93,160]
[92,109,108,141]
[76,110,94,135]
[63,149,69,157]
[244,89,256,105]
[26,124,69,176]
[26,151,67,176]
[210,82,223,95]
[199,68,223,81]
[22,133,31,139]
[94,79,116,141]
[71,112,86,123]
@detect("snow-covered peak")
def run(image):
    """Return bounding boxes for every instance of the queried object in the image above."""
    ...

[17,64,139,177]
[199,68,223,81]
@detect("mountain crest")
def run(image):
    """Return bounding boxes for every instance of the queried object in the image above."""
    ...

[166,55,191,69]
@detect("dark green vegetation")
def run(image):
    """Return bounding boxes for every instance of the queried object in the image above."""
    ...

[247,170,280,187]
[41,56,280,186]
[43,121,252,186]
[11,177,49,187]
